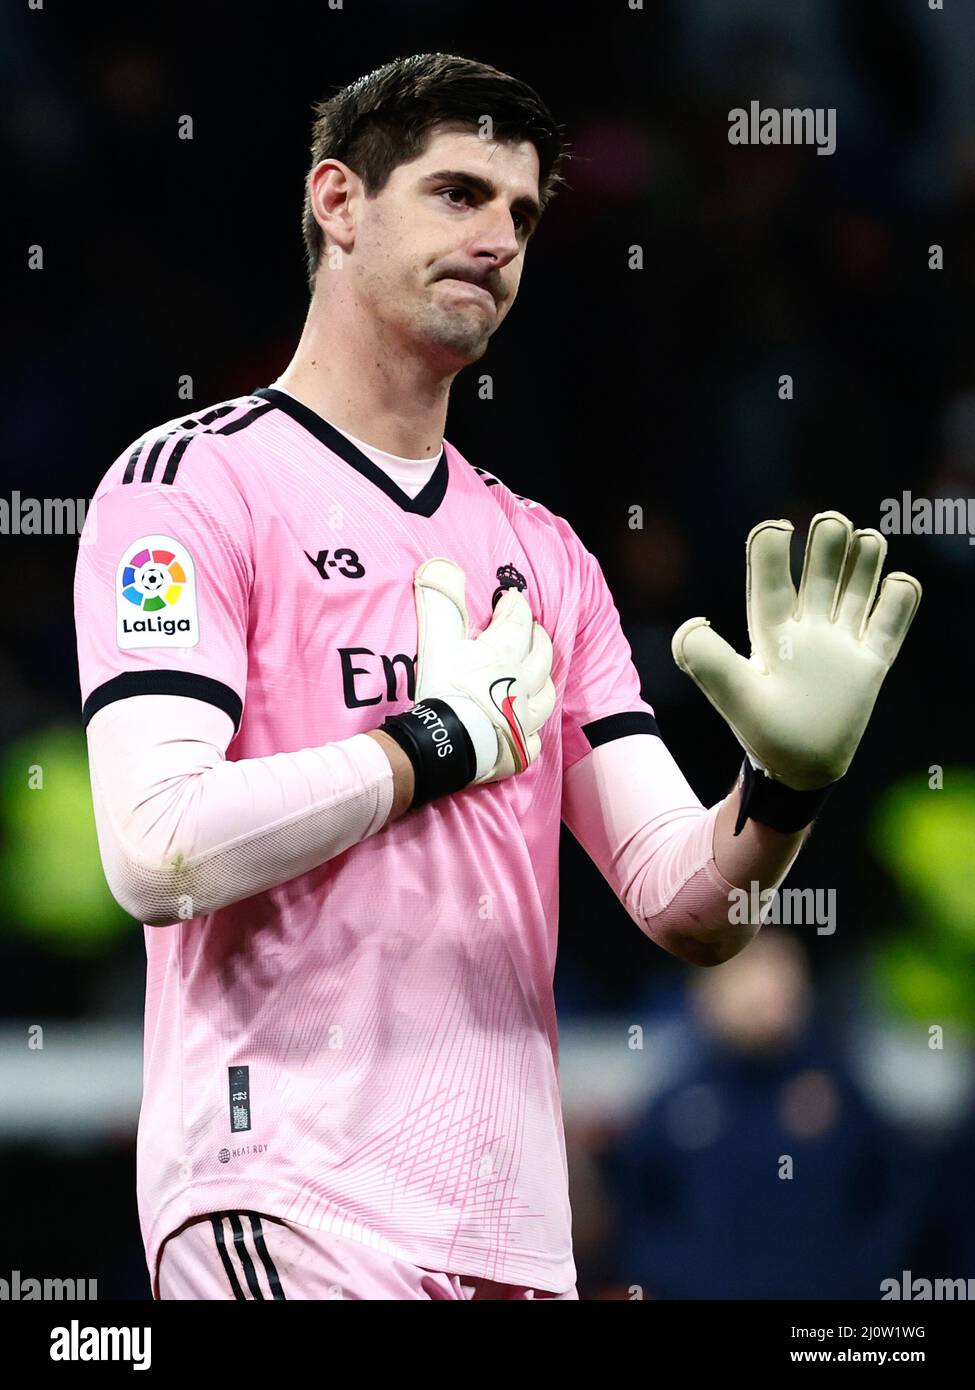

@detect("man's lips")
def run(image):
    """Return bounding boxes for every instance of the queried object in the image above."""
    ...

[436,277,497,307]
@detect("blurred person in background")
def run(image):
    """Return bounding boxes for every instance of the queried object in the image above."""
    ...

[600,931,936,1299]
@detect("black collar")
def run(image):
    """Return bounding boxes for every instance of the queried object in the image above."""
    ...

[251,387,449,517]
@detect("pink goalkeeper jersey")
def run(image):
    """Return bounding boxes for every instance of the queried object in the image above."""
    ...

[73,387,659,1292]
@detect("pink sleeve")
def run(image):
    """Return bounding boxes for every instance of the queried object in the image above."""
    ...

[553,519,658,773]
[86,695,394,927]
[562,734,749,966]
[74,444,253,733]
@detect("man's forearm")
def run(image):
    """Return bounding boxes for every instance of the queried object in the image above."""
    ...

[87,696,401,926]
[673,787,809,964]
[365,730,416,823]
[634,791,809,968]
[712,788,808,891]
[562,735,806,968]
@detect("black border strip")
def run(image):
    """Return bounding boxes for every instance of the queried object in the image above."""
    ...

[252,386,448,517]
[228,1212,265,1299]
[82,670,243,733]
[122,400,272,488]
[210,1214,246,1299]
[245,1213,287,1300]
[582,710,660,749]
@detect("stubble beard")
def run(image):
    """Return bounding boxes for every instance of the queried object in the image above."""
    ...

[409,293,494,367]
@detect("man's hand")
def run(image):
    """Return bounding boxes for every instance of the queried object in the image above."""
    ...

[671,511,921,792]
[380,558,556,809]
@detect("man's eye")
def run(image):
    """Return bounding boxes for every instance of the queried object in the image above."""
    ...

[441,187,470,207]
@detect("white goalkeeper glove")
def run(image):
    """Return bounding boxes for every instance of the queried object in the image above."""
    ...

[381,558,556,808]
[671,511,921,832]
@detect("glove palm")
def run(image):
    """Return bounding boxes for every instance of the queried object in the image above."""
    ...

[672,511,922,790]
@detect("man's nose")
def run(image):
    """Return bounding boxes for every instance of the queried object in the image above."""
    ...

[471,206,520,267]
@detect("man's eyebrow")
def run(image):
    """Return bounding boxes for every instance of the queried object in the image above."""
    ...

[423,169,542,230]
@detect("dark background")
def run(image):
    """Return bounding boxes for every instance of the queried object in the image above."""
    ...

[2,0,974,1300]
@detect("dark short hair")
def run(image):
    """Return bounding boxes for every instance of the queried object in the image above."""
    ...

[301,53,569,291]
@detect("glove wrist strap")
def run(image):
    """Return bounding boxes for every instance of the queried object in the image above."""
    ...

[380,700,478,810]
[733,757,838,836]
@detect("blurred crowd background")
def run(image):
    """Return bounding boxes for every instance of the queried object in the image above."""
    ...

[2,0,974,1299]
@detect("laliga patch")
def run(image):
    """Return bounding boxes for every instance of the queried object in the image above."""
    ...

[116,534,200,649]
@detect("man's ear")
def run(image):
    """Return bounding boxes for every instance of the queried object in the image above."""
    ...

[309,159,358,254]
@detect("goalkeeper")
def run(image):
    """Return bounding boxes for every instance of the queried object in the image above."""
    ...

[74,52,920,1302]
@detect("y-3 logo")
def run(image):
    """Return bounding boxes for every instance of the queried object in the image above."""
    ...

[305,548,366,580]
